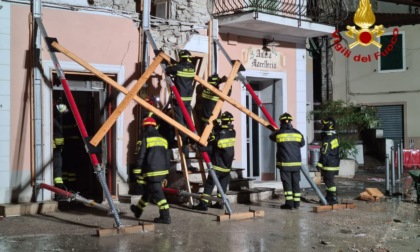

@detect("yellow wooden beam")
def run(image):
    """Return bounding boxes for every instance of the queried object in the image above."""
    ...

[90,53,164,146]
[198,60,241,146]
[194,75,274,131]
[51,42,200,145]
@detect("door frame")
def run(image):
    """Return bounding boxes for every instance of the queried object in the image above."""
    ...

[42,61,125,199]
[241,70,287,180]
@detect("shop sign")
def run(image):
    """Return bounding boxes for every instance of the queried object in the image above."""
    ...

[242,47,285,72]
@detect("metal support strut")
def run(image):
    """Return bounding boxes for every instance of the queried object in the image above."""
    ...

[35,18,122,227]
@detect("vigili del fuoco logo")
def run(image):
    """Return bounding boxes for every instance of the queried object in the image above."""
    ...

[332,0,399,62]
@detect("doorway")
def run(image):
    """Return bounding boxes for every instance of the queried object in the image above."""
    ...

[245,78,282,181]
[52,73,110,202]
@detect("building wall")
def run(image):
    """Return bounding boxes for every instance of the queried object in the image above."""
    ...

[5,4,140,203]
[332,25,420,148]
[0,1,11,204]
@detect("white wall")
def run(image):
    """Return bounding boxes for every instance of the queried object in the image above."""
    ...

[0,2,11,203]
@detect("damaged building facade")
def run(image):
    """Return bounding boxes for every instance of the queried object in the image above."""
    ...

[0,0,345,204]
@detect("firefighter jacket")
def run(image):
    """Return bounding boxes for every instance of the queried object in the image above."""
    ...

[53,108,65,149]
[269,124,305,172]
[200,88,219,122]
[316,130,340,172]
[208,124,236,173]
[136,126,170,182]
[165,61,195,102]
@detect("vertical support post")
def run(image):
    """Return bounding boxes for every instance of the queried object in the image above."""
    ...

[32,0,44,202]
[391,146,395,194]
[397,143,401,181]
[385,154,390,195]
[400,139,404,178]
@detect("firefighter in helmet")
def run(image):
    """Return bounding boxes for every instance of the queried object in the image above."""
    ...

[269,113,305,210]
[165,49,197,172]
[317,117,340,205]
[198,74,223,131]
[52,98,69,199]
[194,111,236,211]
[130,117,171,224]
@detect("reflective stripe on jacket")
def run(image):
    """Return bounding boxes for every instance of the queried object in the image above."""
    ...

[317,131,340,171]
[136,126,170,182]
[269,125,305,172]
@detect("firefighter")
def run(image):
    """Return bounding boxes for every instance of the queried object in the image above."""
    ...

[194,111,236,211]
[196,73,228,134]
[165,50,198,172]
[53,100,69,197]
[269,113,305,210]
[316,117,340,205]
[129,97,163,196]
[130,117,171,224]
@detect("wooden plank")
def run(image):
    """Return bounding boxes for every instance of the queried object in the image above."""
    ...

[97,223,154,237]
[313,203,356,213]
[90,54,164,146]
[366,188,384,198]
[217,209,265,222]
[199,60,241,146]
[360,191,375,201]
[51,42,200,144]
[194,75,273,130]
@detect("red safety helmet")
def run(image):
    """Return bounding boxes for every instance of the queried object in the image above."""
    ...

[143,117,157,127]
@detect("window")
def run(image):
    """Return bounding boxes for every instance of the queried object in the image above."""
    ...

[378,30,405,73]
[152,0,170,19]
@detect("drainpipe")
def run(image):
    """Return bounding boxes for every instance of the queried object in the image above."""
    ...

[33,0,44,201]
[142,0,150,73]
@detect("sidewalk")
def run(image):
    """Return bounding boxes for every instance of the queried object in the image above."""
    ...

[0,168,419,252]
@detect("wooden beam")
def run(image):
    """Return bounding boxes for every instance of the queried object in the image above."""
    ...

[194,75,273,131]
[313,203,356,213]
[51,42,200,145]
[90,53,164,146]
[198,60,241,146]
[217,208,265,222]
[96,223,155,237]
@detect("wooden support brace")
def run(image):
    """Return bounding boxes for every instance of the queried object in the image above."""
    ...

[51,42,200,145]
[217,208,265,222]
[199,60,241,146]
[90,53,164,146]
[194,75,274,131]
[96,223,155,237]
[313,203,356,213]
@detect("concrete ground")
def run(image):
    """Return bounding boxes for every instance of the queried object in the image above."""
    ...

[0,167,419,252]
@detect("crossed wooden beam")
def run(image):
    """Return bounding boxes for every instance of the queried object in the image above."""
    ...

[51,41,273,148]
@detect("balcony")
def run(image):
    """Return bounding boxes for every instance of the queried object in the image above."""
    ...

[210,0,348,42]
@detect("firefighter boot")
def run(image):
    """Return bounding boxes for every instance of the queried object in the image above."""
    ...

[280,200,294,210]
[329,192,338,205]
[154,209,171,224]
[193,200,208,211]
[54,183,67,201]
[130,204,143,219]
[210,202,224,209]
[293,201,300,209]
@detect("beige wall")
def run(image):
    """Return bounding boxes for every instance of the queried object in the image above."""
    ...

[9,5,139,203]
[217,34,298,170]
[332,25,420,148]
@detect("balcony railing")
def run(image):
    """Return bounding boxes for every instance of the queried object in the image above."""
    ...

[210,0,348,26]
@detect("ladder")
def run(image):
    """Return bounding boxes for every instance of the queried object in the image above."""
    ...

[145,30,233,214]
